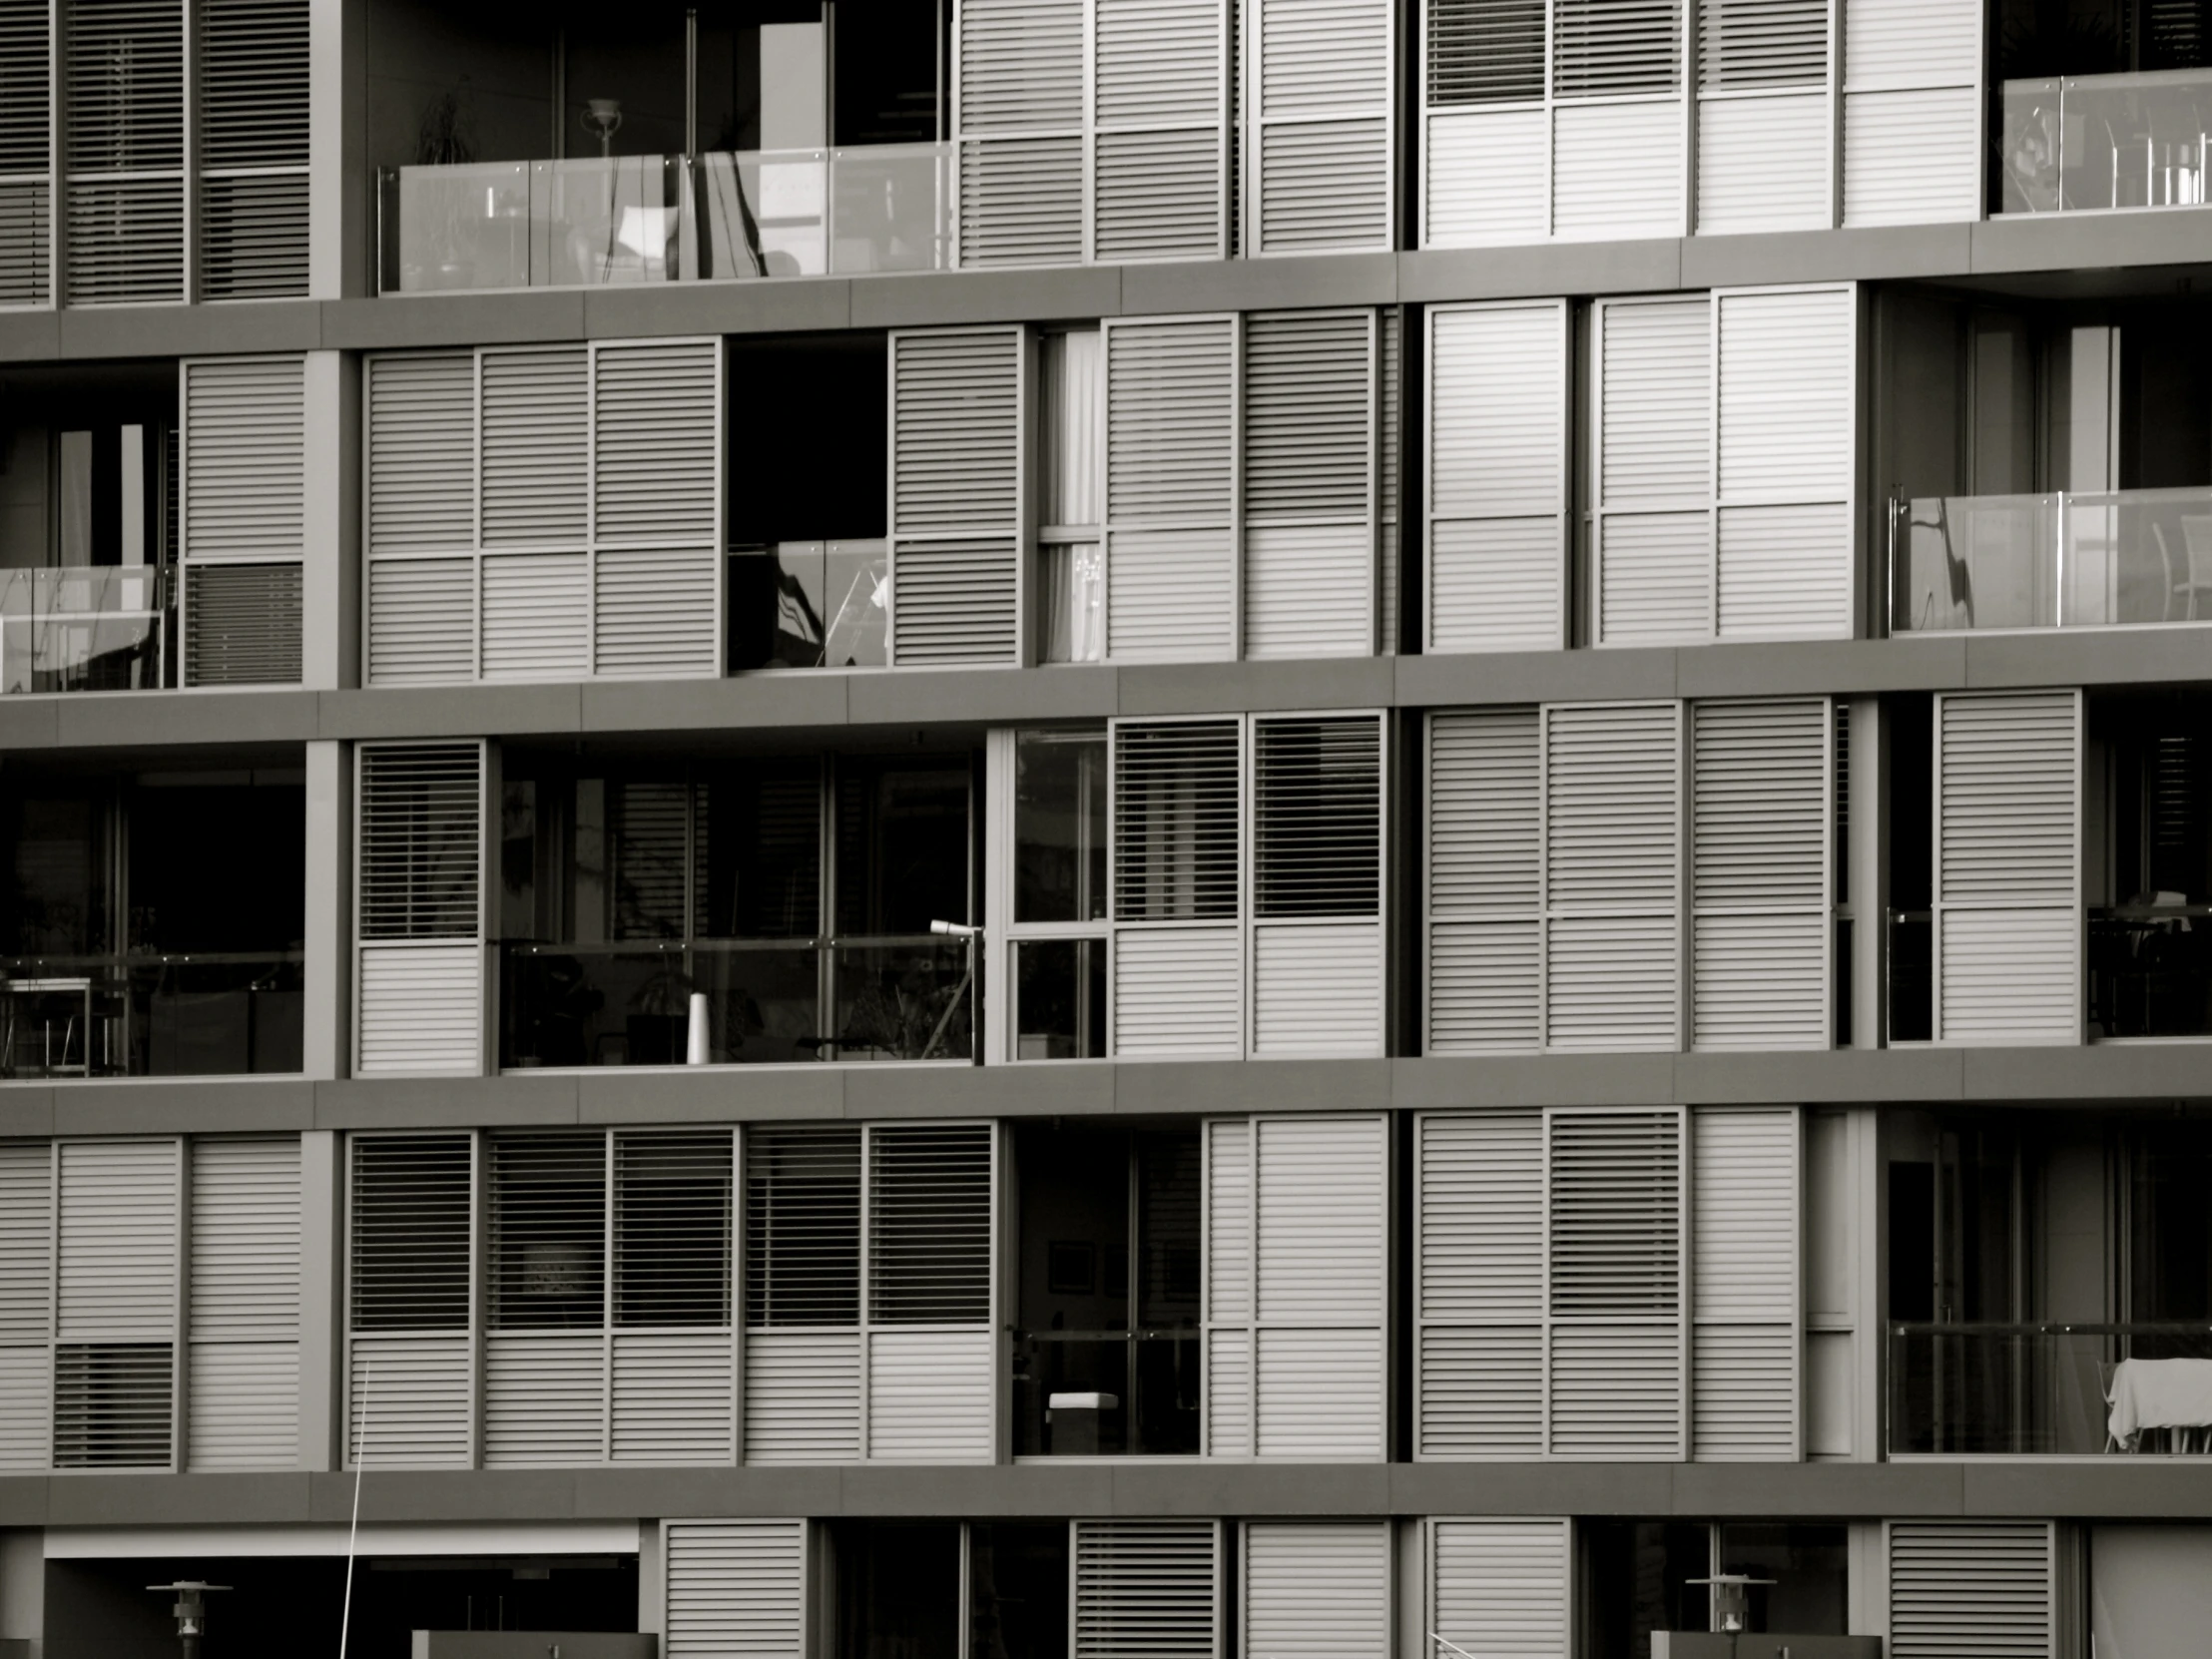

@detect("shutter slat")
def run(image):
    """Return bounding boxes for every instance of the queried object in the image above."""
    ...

[1074,1520,1219,1659]
[1430,1518,1570,1657]
[665,1519,807,1659]
[1244,1522,1388,1659]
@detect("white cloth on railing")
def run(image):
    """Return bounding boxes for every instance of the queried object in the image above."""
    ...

[2107,1358,2212,1444]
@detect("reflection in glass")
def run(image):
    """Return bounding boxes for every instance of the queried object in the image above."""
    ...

[1014,939,1105,1060]
[1015,732,1106,924]
[2001,70,2212,215]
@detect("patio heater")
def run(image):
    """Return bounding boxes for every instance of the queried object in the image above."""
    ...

[147,1581,230,1658]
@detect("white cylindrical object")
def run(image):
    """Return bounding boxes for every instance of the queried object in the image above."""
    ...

[686,992,710,1065]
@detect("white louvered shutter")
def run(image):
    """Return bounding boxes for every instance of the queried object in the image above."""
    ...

[1073,1520,1221,1659]
[1594,297,1712,646]
[1546,1109,1684,1457]
[1415,1112,1543,1457]
[1934,691,2082,1045]
[1691,699,1831,1049]
[64,0,184,304]
[0,1141,50,1471]
[1550,0,1687,239]
[1243,1521,1390,1659]
[1690,1107,1799,1459]
[1095,0,1228,261]
[1696,0,1832,233]
[1421,0,1547,245]
[0,0,53,305]
[1251,714,1383,1055]
[365,353,479,685]
[889,327,1022,665]
[1378,308,1402,652]
[1427,1517,1570,1658]
[1104,315,1238,662]
[1426,708,1541,1052]
[1203,1118,1253,1454]
[592,338,722,677]
[1842,0,1980,226]
[863,1123,995,1462]
[1888,1521,2055,1659]
[478,346,589,682]
[613,1131,734,1465]
[355,741,485,1077]
[1249,0,1393,252]
[1426,302,1566,651]
[55,1139,180,1468]
[197,0,308,297]
[1714,285,1854,640]
[665,1519,808,1659]
[181,356,305,686]
[188,1136,299,1470]
[1242,310,1376,660]
[483,1133,608,1466]
[1543,703,1681,1050]
[1112,718,1245,1057]
[956,0,1084,265]
[347,1132,474,1468]
[744,1125,862,1464]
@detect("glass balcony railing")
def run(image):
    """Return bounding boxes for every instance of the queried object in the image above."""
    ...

[727,542,888,671]
[0,951,303,1078]
[1891,1322,2212,1454]
[0,567,172,694]
[1010,1330,1203,1456]
[377,145,952,294]
[1890,487,2212,633]
[2001,69,2212,214]
[2089,904,2212,1038]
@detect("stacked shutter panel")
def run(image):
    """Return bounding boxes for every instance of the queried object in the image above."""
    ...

[1113,719,1243,1057]
[1695,0,1830,233]
[197,0,309,297]
[1243,1522,1389,1659]
[483,1134,607,1466]
[957,0,1084,265]
[355,742,484,1077]
[665,1520,808,1659]
[187,563,303,684]
[1420,0,1544,245]
[865,1123,994,1461]
[1416,1113,1543,1455]
[612,1131,734,1464]
[593,339,722,677]
[1252,0,1392,252]
[1428,1519,1571,1658]
[1596,298,1712,645]
[744,1125,861,1463]
[347,1132,473,1468]
[1203,1119,1253,1455]
[479,348,589,680]
[1690,1108,1799,1458]
[1426,709,1541,1051]
[188,1137,299,1470]
[181,356,305,685]
[889,327,1022,665]
[55,1139,178,1468]
[0,0,50,306]
[365,354,478,685]
[1550,0,1685,239]
[1842,0,1981,226]
[0,1142,49,1471]
[1889,1522,2055,1659]
[1094,0,1226,261]
[1072,1520,1220,1659]
[1378,308,1401,652]
[63,0,184,304]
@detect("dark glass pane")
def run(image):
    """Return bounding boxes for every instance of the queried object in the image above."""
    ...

[1013,938,1105,1060]
[969,1523,1069,1659]
[1581,1521,1712,1657]
[1716,1524,1848,1635]
[2,791,109,954]
[835,761,970,935]
[1014,732,1106,924]
[702,761,823,938]
[1136,1130,1201,1327]
[834,1522,960,1659]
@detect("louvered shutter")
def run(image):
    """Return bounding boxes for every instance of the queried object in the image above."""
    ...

[64,0,185,304]
[55,1139,179,1468]
[1112,718,1244,1057]
[355,741,486,1077]
[479,346,589,681]
[1378,308,1401,652]
[187,1136,298,1470]
[614,1131,734,1464]
[1888,1521,2054,1659]
[889,327,1022,665]
[664,1519,808,1659]
[1073,1520,1221,1659]
[1421,0,1547,244]
[1690,698,1831,1048]
[592,337,722,677]
[483,1133,607,1466]
[1842,0,1980,226]
[1202,1118,1253,1454]
[1934,691,2082,1044]
[1551,0,1686,239]
[0,0,52,305]
[1714,285,1854,640]
[1104,315,1238,662]
[1426,709,1541,1052]
[1250,0,1392,252]
[1594,297,1712,646]
[956,0,1084,265]
[744,1125,862,1463]
[1427,1517,1570,1659]
[365,353,479,684]
[346,1132,474,1468]
[1546,1109,1684,1457]
[1690,1107,1798,1459]
[1543,703,1681,1050]
[180,355,304,685]
[1425,302,1566,651]
[1695,0,1831,232]
[1094,0,1228,261]
[863,1122,995,1462]
[1242,310,1376,660]
[1243,1522,1390,1659]
[0,1141,51,1472]
[1415,1112,1542,1456]
[197,0,308,297]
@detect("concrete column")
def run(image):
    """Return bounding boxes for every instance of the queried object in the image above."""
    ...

[298,1130,340,1472]
[308,0,368,299]
[304,740,351,1082]
[301,349,359,693]
[0,1529,43,1658]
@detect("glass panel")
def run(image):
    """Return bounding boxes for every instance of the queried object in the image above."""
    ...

[2089,905,2212,1036]
[834,762,970,936]
[1038,331,1101,529]
[830,143,951,274]
[1015,732,1107,924]
[1713,1524,1849,1635]
[1039,542,1104,664]
[501,941,824,1067]
[728,542,889,671]
[700,763,823,939]
[0,569,168,692]
[969,1523,1070,1659]
[828,940,973,1061]
[1580,1522,1715,1654]
[834,1522,960,1659]
[2000,69,2212,215]
[823,543,889,667]
[390,160,533,290]
[1013,939,1106,1060]
[0,954,303,1077]
[388,157,680,291]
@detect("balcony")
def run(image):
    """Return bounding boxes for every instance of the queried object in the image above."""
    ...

[0,951,303,1078]
[1890,1323,2212,1454]
[2001,69,2212,214]
[0,567,171,694]
[1010,1331,1202,1456]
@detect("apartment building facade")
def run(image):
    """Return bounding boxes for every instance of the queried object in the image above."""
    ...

[0,0,2207,1651]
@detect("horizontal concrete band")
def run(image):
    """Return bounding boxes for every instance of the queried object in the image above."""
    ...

[6,1459,2209,1532]
[4,629,2210,756]
[1,213,2206,364]
[2,1043,2207,1139]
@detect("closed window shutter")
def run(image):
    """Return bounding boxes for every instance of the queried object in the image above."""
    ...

[1427,1518,1570,1658]
[1102,315,1237,662]
[1425,301,1566,651]
[1242,310,1375,660]
[1842,0,1980,227]
[613,1130,734,1464]
[1242,1521,1389,1659]
[664,1519,808,1659]
[1935,691,2082,1044]
[1415,1111,1542,1456]
[1594,297,1712,646]
[63,0,185,304]
[956,0,1084,265]
[55,1139,179,1468]
[1250,0,1392,252]
[1073,1519,1220,1659]
[365,353,479,685]
[1690,1107,1799,1459]
[863,1122,995,1461]
[187,1136,299,1470]
[1691,698,1831,1048]
[744,1125,861,1464]
[1250,713,1383,1055]
[478,346,589,681]
[186,563,301,684]
[1094,0,1227,261]
[1202,1118,1253,1454]
[196,0,307,298]
[1378,307,1401,653]
[355,741,485,1077]
[1421,0,1547,246]
[592,338,722,678]
[181,355,304,685]
[1426,708,1541,1053]
[0,0,52,305]
[888,327,1022,666]
[1112,717,1245,1057]
[1551,0,1684,239]
[346,1132,474,1468]
[0,1141,50,1471]
[1695,0,1831,233]
[1428,0,1543,105]
[483,1133,607,1467]
[1888,1521,2055,1659]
